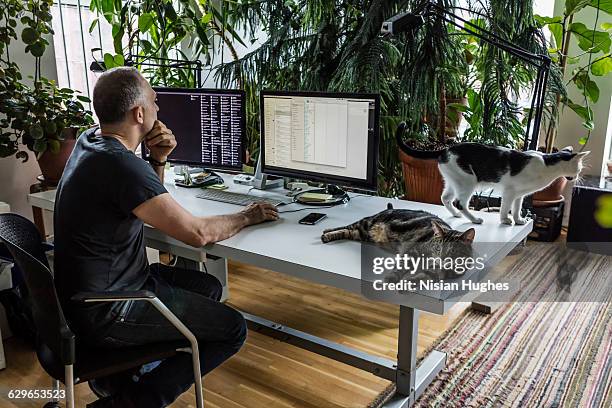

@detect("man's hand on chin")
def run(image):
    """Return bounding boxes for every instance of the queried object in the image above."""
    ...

[145,120,177,162]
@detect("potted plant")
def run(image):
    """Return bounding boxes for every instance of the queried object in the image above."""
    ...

[0,0,94,184]
[396,1,555,203]
[532,0,612,206]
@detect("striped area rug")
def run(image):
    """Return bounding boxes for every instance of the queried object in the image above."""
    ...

[404,244,611,407]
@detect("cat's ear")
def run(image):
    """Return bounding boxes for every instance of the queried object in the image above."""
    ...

[387,203,394,210]
[431,221,447,238]
[460,228,476,243]
[561,146,573,152]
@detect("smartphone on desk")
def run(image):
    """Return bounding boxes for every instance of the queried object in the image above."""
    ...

[298,212,327,225]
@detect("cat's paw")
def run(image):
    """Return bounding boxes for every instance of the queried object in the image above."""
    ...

[500,217,513,225]
[514,217,527,225]
[321,234,331,243]
[472,218,484,224]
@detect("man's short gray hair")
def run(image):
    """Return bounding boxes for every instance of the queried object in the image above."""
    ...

[93,66,147,125]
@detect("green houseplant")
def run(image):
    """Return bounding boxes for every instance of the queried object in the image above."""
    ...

[215,0,563,199]
[88,0,247,87]
[531,0,611,204]
[0,0,94,183]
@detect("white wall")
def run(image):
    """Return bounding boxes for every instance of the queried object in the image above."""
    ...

[552,2,612,177]
[0,26,58,219]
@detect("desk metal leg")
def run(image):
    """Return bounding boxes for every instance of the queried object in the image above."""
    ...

[383,306,446,408]
[176,255,230,302]
[396,307,418,402]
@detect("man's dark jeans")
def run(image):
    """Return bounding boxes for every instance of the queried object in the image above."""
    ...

[88,263,247,407]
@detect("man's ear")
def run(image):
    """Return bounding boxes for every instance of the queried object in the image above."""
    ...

[132,106,145,124]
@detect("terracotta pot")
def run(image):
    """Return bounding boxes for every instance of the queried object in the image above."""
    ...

[532,176,567,206]
[398,148,444,205]
[36,128,78,186]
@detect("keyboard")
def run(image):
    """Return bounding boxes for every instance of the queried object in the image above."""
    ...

[196,189,288,206]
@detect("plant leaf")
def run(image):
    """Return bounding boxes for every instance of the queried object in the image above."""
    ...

[103,52,116,69]
[48,139,61,154]
[201,12,213,25]
[569,23,611,53]
[113,54,125,66]
[29,41,46,57]
[567,102,594,130]
[89,18,99,33]
[21,27,38,45]
[589,0,612,15]
[138,13,154,33]
[591,54,612,75]
[33,139,47,153]
[566,0,592,16]
[534,15,564,48]
[573,72,600,102]
[29,124,44,139]
[113,27,124,54]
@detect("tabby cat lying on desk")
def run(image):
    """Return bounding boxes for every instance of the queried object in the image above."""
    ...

[321,204,475,282]
[437,143,589,225]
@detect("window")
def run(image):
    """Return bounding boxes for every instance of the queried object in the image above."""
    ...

[51,0,114,101]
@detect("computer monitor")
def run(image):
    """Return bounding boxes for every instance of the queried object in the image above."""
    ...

[141,87,245,171]
[260,91,380,191]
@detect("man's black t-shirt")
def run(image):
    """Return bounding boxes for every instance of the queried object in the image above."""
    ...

[54,128,167,336]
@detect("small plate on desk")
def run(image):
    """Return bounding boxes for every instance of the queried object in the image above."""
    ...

[175,172,224,188]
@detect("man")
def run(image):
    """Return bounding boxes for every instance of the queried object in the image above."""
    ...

[53,66,279,407]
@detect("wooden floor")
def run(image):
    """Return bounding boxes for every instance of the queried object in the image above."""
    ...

[0,260,478,408]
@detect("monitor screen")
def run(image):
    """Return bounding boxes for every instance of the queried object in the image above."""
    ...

[260,91,380,190]
[142,87,245,171]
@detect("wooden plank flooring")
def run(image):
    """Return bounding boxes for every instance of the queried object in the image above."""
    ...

[0,260,476,407]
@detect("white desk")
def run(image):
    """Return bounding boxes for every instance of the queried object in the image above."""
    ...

[28,170,532,407]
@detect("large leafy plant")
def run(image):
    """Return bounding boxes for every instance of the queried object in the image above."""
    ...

[535,0,612,151]
[215,0,558,195]
[89,0,246,87]
[0,0,93,162]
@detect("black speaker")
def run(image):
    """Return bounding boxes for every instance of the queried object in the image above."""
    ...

[566,177,612,255]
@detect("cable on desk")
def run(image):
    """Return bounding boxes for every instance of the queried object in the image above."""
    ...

[278,206,335,213]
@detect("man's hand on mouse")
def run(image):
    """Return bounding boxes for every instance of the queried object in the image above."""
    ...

[145,120,177,162]
[241,203,279,225]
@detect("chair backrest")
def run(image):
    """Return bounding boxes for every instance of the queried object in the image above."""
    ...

[0,213,75,364]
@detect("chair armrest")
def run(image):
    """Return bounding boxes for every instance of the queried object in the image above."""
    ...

[71,290,198,349]
[71,289,201,382]
[71,290,156,303]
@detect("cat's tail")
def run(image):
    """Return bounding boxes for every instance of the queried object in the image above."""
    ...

[396,122,448,160]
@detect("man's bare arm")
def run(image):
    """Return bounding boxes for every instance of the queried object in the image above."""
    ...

[132,193,278,247]
[150,163,165,182]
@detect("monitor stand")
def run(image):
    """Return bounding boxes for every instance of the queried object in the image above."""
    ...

[251,154,284,190]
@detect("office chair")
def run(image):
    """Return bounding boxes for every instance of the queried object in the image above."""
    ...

[0,213,204,408]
